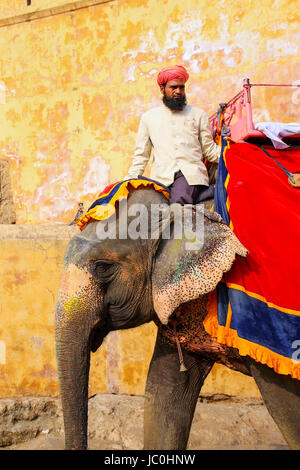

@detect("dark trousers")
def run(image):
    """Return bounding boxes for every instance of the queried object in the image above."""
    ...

[168,171,214,205]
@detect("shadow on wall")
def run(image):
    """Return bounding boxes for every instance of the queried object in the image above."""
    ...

[0,159,16,224]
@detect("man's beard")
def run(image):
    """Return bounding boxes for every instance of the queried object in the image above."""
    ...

[162,92,187,111]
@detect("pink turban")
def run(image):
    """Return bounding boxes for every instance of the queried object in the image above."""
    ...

[157,65,189,86]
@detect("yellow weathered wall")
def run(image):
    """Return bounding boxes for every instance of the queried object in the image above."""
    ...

[0,226,260,398]
[0,1,108,21]
[0,0,299,224]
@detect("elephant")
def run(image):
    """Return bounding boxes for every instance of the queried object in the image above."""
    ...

[55,185,300,450]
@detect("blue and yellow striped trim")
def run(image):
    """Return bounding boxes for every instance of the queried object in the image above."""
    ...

[76,177,170,231]
[204,284,300,380]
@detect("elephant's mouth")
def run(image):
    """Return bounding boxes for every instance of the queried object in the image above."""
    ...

[102,291,155,336]
[90,318,109,352]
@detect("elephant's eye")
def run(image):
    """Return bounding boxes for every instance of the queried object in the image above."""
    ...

[90,259,119,283]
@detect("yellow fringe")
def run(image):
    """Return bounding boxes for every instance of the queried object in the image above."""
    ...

[204,290,300,380]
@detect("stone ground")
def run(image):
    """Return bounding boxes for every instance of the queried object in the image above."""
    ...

[0,393,289,450]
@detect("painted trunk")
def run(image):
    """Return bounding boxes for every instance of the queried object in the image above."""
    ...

[55,259,103,449]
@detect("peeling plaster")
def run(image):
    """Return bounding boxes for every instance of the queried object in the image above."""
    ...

[0,341,6,365]
[81,156,109,196]
[0,81,7,104]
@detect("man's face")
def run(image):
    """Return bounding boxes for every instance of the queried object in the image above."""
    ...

[160,78,186,99]
[160,78,187,111]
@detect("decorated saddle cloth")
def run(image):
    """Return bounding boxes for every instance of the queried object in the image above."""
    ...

[204,137,300,379]
[76,176,170,231]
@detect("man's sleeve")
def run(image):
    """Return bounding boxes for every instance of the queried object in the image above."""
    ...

[125,115,152,179]
[199,111,221,163]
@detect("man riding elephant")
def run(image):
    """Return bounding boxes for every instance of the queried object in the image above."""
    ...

[126,65,219,204]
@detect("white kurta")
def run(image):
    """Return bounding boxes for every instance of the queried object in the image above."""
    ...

[126,104,220,186]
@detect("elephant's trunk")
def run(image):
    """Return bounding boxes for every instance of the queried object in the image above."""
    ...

[55,261,104,449]
[56,328,90,449]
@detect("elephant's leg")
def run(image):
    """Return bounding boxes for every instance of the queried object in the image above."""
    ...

[144,329,214,450]
[248,359,300,450]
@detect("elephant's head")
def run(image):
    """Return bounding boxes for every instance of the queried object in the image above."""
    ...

[55,186,247,449]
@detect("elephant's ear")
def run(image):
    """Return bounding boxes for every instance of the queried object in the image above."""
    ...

[152,208,248,325]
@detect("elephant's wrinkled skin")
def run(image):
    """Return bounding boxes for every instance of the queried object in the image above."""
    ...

[55,186,300,450]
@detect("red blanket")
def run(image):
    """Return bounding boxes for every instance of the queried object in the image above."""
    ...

[204,138,300,379]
